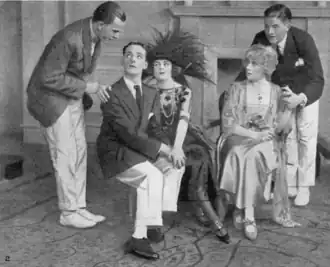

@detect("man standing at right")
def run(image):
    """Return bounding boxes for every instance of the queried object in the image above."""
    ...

[247,4,324,206]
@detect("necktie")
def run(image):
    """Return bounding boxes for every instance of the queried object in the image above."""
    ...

[276,45,283,63]
[134,85,142,110]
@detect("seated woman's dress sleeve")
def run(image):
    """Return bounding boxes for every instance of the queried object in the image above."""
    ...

[221,83,241,136]
[179,87,192,122]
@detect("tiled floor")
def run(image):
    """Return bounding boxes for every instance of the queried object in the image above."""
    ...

[1,146,330,267]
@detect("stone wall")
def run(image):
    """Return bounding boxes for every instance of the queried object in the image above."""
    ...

[0,1,22,136]
[10,0,330,144]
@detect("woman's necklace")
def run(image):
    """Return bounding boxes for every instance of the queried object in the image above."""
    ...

[157,82,178,126]
[248,80,268,105]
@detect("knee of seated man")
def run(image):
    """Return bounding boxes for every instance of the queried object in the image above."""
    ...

[145,163,164,180]
[167,165,186,176]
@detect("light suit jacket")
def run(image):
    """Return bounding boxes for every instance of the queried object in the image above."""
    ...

[26,17,101,127]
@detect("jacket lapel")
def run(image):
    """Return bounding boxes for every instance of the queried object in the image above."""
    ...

[141,84,155,119]
[82,17,92,72]
[118,78,140,120]
[283,28,299,57]
[89,41,101,73]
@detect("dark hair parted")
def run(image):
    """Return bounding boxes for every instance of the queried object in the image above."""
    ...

[122,41,147,55]
[92,1,126,24]
[264,3,292,22]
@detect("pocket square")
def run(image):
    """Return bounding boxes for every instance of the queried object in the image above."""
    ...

[295,58,304,67]
[148,113,154,120]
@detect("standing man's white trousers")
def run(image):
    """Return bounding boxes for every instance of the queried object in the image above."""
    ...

[43,100,87,211]
[286,100,319,189]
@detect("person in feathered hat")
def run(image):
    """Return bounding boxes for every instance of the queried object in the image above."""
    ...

[143,27,230,244]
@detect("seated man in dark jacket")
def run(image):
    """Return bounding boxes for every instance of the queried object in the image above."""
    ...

[97,41,184,261]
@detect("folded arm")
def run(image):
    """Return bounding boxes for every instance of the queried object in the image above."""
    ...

[40,38,86,99]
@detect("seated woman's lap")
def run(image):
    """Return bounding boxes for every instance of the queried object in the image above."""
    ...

[225,138,277,172]
[219,138,278,208]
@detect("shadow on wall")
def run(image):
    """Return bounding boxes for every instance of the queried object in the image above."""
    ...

[0,1,22,140]
[0,0,23,158]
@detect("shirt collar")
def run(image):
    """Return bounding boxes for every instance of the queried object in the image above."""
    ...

[123,76,142,93]
[90,19,98,43]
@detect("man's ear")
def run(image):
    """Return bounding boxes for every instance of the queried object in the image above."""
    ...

[96,21,104,32]
[283,20,291,31]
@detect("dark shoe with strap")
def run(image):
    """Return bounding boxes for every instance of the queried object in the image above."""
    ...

[195,207,211,226]
[124,237,159,260]
[213,221,231,244]
[147,228,165,243]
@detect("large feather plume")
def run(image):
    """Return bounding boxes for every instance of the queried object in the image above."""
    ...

[143,27,214,85]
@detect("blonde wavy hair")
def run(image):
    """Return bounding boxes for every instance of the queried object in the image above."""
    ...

[243,44,278,77]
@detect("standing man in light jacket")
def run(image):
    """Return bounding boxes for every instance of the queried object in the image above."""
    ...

[26,1,126,228]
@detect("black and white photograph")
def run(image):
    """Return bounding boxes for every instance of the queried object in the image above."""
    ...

[1,0,330,266]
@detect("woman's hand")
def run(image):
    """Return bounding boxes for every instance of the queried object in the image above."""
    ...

[169,146,186,169]
[251,129,275,142]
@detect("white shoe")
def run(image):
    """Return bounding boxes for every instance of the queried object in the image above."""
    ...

[77,208,106,223]
[60,212,97,228]
[288,187,298,198]
[294,187,310,206]
[243,219,258,241]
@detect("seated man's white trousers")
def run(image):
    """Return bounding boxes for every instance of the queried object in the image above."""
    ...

[117,157,185,227]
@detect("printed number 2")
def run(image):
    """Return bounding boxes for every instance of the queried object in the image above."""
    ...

[5,256,10,262]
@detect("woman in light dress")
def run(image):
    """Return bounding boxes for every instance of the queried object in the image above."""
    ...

[216,44,301,241]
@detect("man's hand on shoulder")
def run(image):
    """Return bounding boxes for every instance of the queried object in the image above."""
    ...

[96,84,111,103]
[86,82,112,103]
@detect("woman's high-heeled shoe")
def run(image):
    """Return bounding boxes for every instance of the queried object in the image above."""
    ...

[274,216,301,228]
[214,221,231,244]
[195,207,211,226]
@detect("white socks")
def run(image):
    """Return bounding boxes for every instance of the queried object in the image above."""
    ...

[245,207,255,221]
[132,225,147,239]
